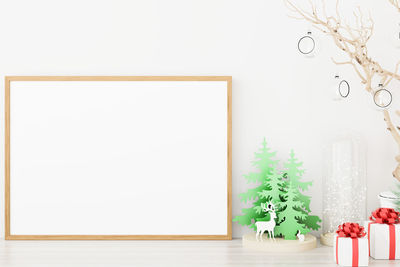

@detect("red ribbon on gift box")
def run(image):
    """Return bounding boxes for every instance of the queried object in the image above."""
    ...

[368,208,400,260]
[336,223,366,266]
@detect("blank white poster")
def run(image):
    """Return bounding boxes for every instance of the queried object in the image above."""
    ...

[9,80,229,236]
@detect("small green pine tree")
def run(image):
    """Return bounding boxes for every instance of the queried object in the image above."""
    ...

[276,150,321,239]
[284,150,312,211]
[234,140,321,239]
[392,182,400,212]
[274,183,309,240]
[258,168,285,206]
[233,138,281,230]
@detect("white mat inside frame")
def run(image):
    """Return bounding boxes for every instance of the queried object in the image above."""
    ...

[5,76,232,240]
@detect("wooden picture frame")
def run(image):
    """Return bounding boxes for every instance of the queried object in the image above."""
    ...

[5,76,232,240]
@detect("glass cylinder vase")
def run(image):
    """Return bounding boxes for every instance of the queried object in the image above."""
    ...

[321,134,367,246]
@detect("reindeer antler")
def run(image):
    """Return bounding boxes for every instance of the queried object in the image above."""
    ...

[285,0,400,181]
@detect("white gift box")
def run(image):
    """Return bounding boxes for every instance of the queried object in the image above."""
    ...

[364,221,400,259]
[333,234,369,266]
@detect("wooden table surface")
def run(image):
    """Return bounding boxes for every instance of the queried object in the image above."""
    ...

[0,239,396,266]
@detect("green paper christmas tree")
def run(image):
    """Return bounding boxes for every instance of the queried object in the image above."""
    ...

[233,139,321,240]
[274,181,308,239]
[391,183,400,212]
[233,138,281,230]
[280,150,322,234]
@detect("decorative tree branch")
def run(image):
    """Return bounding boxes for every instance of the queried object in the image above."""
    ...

[285,0,400,181]
[389,0,400,12]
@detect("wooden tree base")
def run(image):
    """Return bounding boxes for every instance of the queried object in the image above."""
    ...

[320,232,335,247]
[242,233,317,252]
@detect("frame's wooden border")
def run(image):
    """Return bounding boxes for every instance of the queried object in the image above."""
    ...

[5,76,232,240]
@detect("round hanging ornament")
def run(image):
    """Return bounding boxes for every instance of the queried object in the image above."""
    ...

[373,84,392,109]
[331,75,350,101]
[297,31,317,58]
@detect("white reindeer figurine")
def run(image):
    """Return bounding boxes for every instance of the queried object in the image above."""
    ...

[255,202,277,241]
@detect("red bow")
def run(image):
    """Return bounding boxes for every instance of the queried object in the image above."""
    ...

[336,222,366,238]
[370,208,400,224]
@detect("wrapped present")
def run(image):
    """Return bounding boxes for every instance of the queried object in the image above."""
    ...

[333,223,369,266]
[365,208,400,260]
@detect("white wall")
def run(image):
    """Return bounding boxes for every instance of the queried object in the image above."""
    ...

[0,0,399,238]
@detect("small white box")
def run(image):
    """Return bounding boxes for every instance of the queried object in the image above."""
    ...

[365,221,400,259]
[333,234,369,266]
